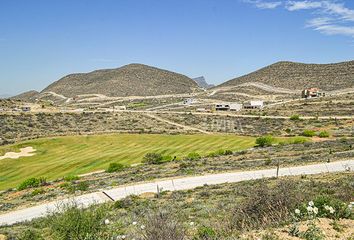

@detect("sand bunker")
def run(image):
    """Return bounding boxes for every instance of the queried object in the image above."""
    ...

[0,147,36,160]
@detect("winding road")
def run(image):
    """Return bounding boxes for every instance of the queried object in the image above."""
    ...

[0,160,352,226]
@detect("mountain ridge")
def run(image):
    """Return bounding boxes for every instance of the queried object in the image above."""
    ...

[41,64,200,97]
[219,60,354,91]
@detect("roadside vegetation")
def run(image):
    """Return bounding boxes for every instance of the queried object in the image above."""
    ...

[1,172,353,239]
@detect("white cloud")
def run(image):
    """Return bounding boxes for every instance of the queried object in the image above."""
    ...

[286,1,322,11]
[243,0,354,39]
[242,0,282,9]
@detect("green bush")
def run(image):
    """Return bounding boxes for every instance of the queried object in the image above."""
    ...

[63,175,80,182]
[18,177,47,191]
[46,203,111,239]
[106,163,125,173]
[256,135,275,147]
[195,226,217,239]
[18,229,44,240]
[290,115,301,121]
[318,131,330,138]
[143,152,164,164]
[31,188,45,196]
[76,181,89,191]
[185,152,201,161]
[301,130,316,137]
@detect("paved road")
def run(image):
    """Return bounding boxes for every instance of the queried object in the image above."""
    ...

[0,160,352,226]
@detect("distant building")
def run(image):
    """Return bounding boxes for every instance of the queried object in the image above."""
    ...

[183,98,196,105]
[229,103,243,111]
[243,100,264,109]
[21,106,31,112]
[301,88,325,99]
[215,103,230,111]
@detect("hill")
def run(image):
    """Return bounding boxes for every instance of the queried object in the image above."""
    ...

[41,64,199,97]
[219,60,354,91]
[10,90,39,101]
[192,76,214,89]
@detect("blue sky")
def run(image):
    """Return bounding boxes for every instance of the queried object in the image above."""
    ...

[1,0,353,95]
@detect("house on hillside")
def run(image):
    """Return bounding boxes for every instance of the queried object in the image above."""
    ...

[243,100,264,110]
[183,98,196,105]
[301,88,325,99]
[229,103,242,111]
[215,103,242,111]
[215,103,230,111]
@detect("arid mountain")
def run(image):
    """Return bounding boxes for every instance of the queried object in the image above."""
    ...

[192,76,214,89]
[41,64,200,97]
[219,60,354,91]
[10,90,39,101]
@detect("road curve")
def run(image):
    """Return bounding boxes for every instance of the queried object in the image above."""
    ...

[0,160,352,226]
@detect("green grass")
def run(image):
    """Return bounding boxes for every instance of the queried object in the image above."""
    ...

[0,134,256,190]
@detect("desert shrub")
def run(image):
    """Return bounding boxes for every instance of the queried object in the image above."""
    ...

[106,163,125,173]
[302,130,316,137]
[194,226,217,240]
[76,181,89,191]
[138,209,186,240]
[46,203,111,240]
[185,152,201,161]
[318,131,330,138]
[18,177,47,191]
[226,180,302,231]
[256,135,275,147]
[63,175,80,182]
[31,188,45,196]
[143,153,164,164]
[290,115,301,121]
[224,149,233,155]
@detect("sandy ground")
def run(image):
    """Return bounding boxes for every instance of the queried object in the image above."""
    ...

[0,147,36,160]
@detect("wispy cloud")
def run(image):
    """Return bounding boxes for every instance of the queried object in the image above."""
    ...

[243,0,354,39]
[242,0,282,9]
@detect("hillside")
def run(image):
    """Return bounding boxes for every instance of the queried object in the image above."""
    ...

[41,64,199,97]
[220,60,354,91]
[10,90,39,101]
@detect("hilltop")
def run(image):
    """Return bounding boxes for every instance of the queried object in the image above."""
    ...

[219,60,354,91]
[10,90,39,101]
[41,64,199,97]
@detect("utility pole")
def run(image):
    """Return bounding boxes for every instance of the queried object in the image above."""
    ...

[276,159,280,178]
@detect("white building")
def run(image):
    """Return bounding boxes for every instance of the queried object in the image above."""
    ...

[229,103,242,111]
[243,100,264,109]
[183,98,196,105]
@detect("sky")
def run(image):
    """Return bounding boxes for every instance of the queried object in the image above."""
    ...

[0,0,353,96]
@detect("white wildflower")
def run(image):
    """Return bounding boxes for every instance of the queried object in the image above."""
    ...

[295,209,301,215]
[132,221,137,225]
[190,221,195,226]
[308,201,314,207]
[329,207,335,214]
[324,205,330,211]
[141,225,145,230]
[313,207,318,215]
[104,219,110,225]
[307,206,313,212]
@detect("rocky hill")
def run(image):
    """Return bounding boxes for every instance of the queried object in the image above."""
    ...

[192,76,214,89]
[10,90,39,101]
[219,60,354,91]
[41,64,200,97]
